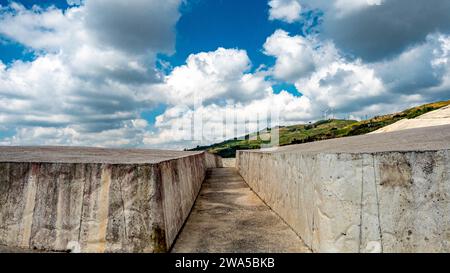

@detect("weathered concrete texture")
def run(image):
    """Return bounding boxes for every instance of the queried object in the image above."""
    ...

[221,158,236,168]
[171,168,310,253]
[237,125,450,253]
[372,105,450,134]
[0,244,50,253]
[0,147,222,253]
[0,146,202,164]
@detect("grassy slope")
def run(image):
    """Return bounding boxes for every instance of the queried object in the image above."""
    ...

[189,100,450,158]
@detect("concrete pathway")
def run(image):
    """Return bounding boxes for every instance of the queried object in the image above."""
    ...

[171,168,310,253]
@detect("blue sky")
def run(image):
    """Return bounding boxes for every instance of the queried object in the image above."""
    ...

[0,0,70,9]
[162,0,302,97]
[0,0,70,63]
[164,0,300,68]
[0,0,449,148]
[0,0,302,73]
[0,0,301,127]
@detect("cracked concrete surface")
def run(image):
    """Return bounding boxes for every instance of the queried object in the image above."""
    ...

[0,146,203,164]
[171,168,310,253]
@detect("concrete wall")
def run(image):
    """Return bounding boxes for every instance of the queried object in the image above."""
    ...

[0,151,222,253]
[237,150,450,253]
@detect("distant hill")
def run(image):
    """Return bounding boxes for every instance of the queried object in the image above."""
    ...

[189,100,450,158]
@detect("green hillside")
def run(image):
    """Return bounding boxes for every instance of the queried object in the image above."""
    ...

[189,100,450,158]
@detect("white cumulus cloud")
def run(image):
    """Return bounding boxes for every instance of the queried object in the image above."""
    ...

[268,0,303,23]
[263,28,450,120]
[162,48,272,105]
[0,0,181,147]
[268,0,450,61]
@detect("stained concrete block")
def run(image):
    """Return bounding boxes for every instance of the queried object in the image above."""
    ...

[0,147,222,253]
[237,125,450,253]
